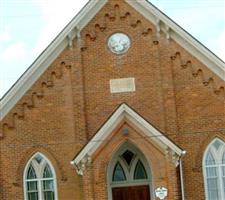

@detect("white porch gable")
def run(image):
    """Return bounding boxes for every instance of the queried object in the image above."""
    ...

[71,104,184,175]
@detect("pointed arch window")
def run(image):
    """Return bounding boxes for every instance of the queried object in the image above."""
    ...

[24,153,57,200]
[108,143,152,200]
[113,162,126,182]
[203,139,225,200]
[134,160,147,180]
[111,149,149,184]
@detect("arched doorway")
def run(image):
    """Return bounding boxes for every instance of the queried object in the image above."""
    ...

[108,142,152,200]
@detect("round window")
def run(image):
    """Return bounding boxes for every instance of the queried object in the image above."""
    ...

[108,33,131,54]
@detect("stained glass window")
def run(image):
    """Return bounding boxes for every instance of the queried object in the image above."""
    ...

[43,164,53,178]
[34,154,43,164]
[122,150,134,166]
[27,165,37,179]
[113,162,126,182]
[134,160,147,180]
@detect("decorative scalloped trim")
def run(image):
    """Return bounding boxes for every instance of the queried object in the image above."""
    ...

[171,52,225,96]
[80,4,154,52]
[0,62,71,138]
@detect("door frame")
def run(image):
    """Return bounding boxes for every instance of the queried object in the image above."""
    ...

[107,142,154,200]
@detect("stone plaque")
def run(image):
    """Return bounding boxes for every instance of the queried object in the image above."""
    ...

[110,78,135,93]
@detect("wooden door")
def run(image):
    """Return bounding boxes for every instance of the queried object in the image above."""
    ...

[112,185,150,200]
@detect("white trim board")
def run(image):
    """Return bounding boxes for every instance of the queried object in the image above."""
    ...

[1,0,225,121]
[71,103,184,167]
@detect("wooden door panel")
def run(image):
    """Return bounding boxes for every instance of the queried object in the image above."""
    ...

[112,187,128,200]
[112,185,150,200]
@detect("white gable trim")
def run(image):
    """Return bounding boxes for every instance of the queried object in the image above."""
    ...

[126,0,225,81]
[1,0,225,121]
[71,104,183,168]
[0,0,108,120]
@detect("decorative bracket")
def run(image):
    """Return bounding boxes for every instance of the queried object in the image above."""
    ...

[67,34,74,49]
[172,152,180,167]
[156,18,161,37]
[72,154,92,176]
[165,148,180,167]
[75,26,81,39]
[67,27,81,49]
[165,25,171,40]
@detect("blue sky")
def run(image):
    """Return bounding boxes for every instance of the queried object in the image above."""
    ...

[0,0,224,98]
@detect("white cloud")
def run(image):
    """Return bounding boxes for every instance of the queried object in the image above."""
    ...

[1,41,27,62]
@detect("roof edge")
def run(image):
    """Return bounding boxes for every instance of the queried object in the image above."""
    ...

[0,0,108,120]
[126,0,225,81]
[1,0,225,121]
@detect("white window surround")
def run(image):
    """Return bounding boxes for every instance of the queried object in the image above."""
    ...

[203,138,225,200]
[107,142,154,200]
[23,152,58,200]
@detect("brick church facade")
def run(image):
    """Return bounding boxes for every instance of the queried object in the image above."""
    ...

[1,0,225,199]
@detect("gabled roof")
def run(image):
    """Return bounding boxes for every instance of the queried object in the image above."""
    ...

[71,103,184,171]
[1,0,225,120]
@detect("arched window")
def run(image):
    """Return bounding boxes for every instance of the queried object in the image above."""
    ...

[24,153,57,200]
[111,154,148,183]
[134,160,147,180]
[113,162,126,182]
[203,139,225,200]
[108,143,151,200]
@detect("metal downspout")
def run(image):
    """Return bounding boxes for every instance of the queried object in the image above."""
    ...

[180,151,186,200]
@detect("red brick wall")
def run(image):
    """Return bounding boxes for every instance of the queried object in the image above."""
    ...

[0,0,225,199]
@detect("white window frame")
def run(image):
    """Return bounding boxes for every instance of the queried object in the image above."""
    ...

[203,138,225,200]
[23,152,58,200]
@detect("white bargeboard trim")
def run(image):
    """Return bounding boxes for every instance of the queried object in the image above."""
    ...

[71,104,183,169]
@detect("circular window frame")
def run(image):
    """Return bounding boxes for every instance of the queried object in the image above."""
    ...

[107,32,131,55]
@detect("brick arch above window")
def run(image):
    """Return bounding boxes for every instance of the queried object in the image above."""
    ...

[14,146,67,187]
[193,134,225,173]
